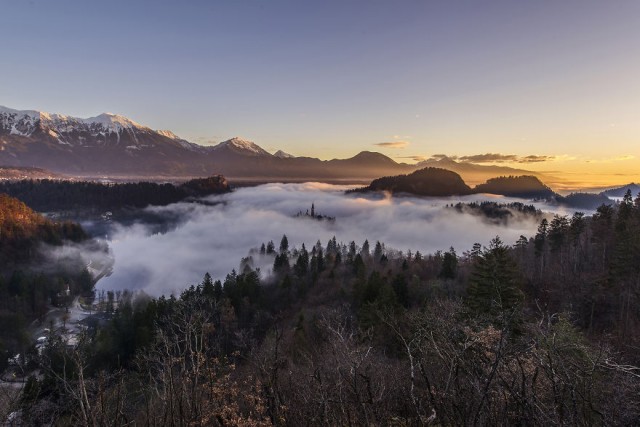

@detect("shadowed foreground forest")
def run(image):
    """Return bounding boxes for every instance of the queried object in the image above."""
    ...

[0,194,100,372]
[10,191,640,425]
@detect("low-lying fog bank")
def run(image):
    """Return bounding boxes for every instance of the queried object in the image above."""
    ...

[95,182,582,296]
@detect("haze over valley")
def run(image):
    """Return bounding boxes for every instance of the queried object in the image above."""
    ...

[2,1,640,425]
[96,183,556,296]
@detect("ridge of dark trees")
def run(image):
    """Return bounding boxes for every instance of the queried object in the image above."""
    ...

[350,167,472,196]
[0,175,230,213]
[448,201,543,224]
[474,175,555,199]
[14,191,640,425]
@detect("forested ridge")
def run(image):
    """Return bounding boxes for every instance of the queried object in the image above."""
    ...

[9,192,640,425]
[447,201,543,225]
[351,167,472,196]
[0,175,230,213]
[473,175,555,199]
[0,194,87,265]
[0,194,100,374]
[352,168,620,210]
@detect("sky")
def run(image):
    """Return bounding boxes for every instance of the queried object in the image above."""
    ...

[1,0,639,186]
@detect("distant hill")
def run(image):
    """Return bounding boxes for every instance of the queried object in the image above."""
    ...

[417,157,549,186]
[352,167,472,196]
[559,193,613,210]
[355,168,561,200]
[601,183,640,198]
[355,168,620,211]
[473,176,556,199]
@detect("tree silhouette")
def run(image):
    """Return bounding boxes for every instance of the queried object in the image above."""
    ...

[466,237,523,321]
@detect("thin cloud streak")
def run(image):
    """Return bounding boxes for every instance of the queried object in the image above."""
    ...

[585,155,635,163]
[396,155,428,162]
[456,153,557,164]
[399,153,559,165]
[375,141,410,149]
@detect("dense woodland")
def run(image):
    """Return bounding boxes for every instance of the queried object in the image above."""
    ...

[473,176,555,200]
[351,167,472,196]
[0,194,99,373]
[352,169,558,199]
[448,201,543,225]
[0,175,230,213]
[9,190,640,425]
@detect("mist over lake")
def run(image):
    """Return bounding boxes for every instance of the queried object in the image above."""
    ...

[95,182,572,296]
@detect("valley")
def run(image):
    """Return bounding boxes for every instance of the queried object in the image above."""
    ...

[3,1,640,423]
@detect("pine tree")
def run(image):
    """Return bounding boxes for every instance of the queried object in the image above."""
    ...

[353,253,365,278]
[213,280,222,301]
[548,215,569,252]
[373,241,383,261]
[534,218,548,256]
[592,204,615,270]
[316,247,325,272]
[439,247,458,279]
[347,241,357,264]
[201,272,214,299]
[266,240,275,254]
[469,242,482,260]
[361,239,370,257]
[294,244,309,278]
[466,237,523,321]
[534,218,549,275]
[279,235,289,254]
[515,235,528,250]
[569,212,585,244]
[274,253,290,273]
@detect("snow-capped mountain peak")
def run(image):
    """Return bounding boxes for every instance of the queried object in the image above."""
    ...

[212,137,272,157]
[0,106,149,139]
[84,113,146,131]
[274,149,294,158]
[156,130,181,140]
[155,129,213,153]
[0,106,53,136]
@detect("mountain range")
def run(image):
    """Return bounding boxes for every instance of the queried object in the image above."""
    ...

[0,106,547,183]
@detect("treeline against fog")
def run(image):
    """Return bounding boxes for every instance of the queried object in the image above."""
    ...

[0,175,229,212]
[14,192,640,425]
[448,201,543,224]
